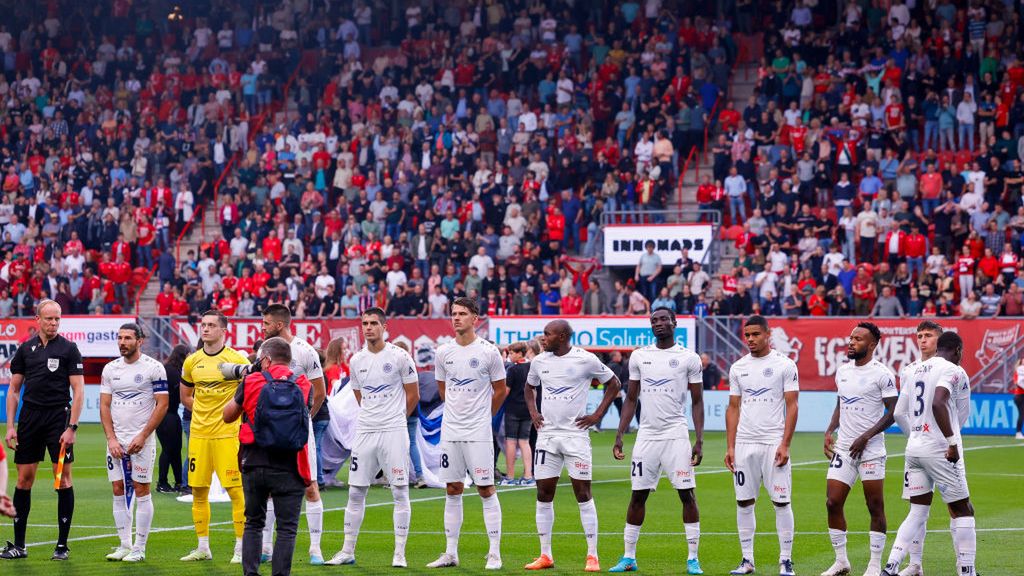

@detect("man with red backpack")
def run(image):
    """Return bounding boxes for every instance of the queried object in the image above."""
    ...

[223,337,313,576]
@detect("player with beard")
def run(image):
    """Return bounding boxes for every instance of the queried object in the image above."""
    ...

[610,308,706,574]
[253,305,327,565]
[99,324,168,562]
[821,322,897,576]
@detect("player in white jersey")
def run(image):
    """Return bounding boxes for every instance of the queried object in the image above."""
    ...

[883,332,978,576]
[255,305,328,564]
[886,321,941,576]
[99,323,169,562]
[325,308,419,568]
[427,297,508,570]
[725,316,800,576]
[821,323,898,576]
[523,320,621,573]
[609,308,706,575]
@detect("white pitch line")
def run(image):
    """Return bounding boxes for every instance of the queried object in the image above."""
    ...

[24,442,1022,548]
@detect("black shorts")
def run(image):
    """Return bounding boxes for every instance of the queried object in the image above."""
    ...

[14,406,74,465]
[503,414,532,440]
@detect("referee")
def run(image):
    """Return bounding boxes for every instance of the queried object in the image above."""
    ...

[2,300,85,561]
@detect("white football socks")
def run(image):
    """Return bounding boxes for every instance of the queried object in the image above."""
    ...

[953,516,976,573]
[391,485,410,556]
[736,504,756,561]
[885,503,930,572]
[135,495,153,551]
[444,494,463,557]
[623,523,641,559]
[578,499,599,557]
[829,528,848,564]
[112,495,133,550]
[481,494,502,557]
[536,501,554,557]
[342,485,368,555]
[868,530,886,567]
[684,522,700,560]
[775,504,794,562]
[306,499,323,555]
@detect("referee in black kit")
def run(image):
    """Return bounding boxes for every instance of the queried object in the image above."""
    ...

[2,300,85,561]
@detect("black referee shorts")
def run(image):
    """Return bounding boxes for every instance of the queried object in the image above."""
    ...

[14,406,74,465]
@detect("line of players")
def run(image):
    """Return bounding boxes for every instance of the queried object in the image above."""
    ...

[93,303,976,576]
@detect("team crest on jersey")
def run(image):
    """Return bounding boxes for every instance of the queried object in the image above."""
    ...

[469,358,480,369]
[382,362,394,374]
[47,358,59,372]
[762,367,774,378]
[669,358,680,368]
[135,374,144,384]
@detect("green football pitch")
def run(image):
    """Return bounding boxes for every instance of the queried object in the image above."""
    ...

[1,425,1021,575]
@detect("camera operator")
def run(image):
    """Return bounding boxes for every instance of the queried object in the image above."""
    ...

[223,337,313,576]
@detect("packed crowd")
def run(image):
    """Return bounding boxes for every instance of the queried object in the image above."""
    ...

[0,0,741,319]
[672,0,1024,318]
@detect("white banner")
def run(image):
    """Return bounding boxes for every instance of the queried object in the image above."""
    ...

[489,315,696,351]
[58,316,139,357]
[603,224,714,266]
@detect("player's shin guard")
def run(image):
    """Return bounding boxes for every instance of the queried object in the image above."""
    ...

[623,523,641,559]
[113,495,133,549]
[684,522,700,561]
[736,504,756,561]
[868,531,886,567]
[444,494,463,556]
[481,494,502,557]
[56,487,74,547]
[774,504,794,562]
[829,528,848,564]
[953,516,976,573]
[342,485,367,555]
[391,485,410,556]
[12,488,30,548]
[884,503,929,572]
[536,501,554,557]
[226,486,245,541]
[908,507,929,566]
[306,499,323,554]
[578,499,598,557]
[135,495,153,551]
[191,487,211,549]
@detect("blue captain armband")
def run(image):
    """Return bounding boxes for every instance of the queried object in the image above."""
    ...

[153,379,168,393]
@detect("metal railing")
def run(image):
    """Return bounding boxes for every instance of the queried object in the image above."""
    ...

[695,316,748,376]
[969,332,1024,393]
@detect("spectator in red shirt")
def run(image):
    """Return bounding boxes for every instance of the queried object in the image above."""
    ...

[262,230,283,261]
[904,225,928,279]
[156,283,176,316]
[560,286,583,315]
[956,246,976,301]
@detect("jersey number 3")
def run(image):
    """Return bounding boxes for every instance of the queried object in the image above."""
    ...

[913,381,926,417]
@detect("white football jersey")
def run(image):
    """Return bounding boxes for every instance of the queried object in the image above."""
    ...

[349,342,418,432]
[902,356,968,457]
[728,350,800,444]
[100,354,168,442]
[834,359,898,460]
[627,345,703,441]
[435,337,506,442]
[285,336,324,382]
[527,347,616,437]
[950,364,971,428]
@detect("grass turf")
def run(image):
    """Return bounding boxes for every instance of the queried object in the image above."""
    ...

[1,424,1021,575]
